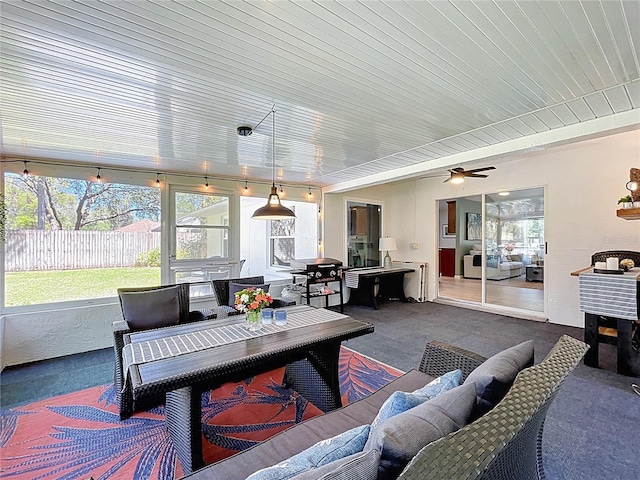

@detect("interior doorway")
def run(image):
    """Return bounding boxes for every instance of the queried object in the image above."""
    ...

[346,201,382,268]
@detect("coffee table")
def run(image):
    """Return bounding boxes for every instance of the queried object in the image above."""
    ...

[122,305,373,474]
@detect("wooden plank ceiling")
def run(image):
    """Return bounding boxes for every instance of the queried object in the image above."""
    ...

[1,0,639,190]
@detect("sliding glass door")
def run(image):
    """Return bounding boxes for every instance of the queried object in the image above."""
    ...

[438,187,545,314]
[484,188,545,312]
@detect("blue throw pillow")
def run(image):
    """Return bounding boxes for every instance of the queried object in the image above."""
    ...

[370,369,462,429]
[246,425,371,480]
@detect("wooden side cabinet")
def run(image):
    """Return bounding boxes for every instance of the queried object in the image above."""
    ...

[439,248,455,277]
[447,201,456,234]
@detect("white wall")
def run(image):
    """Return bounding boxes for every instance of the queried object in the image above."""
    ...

[1,130,638,368]
[324,129,640,328]
[2,302,121,368]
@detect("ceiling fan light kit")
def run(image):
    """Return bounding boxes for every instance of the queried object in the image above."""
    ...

[445,166,496,183]
[450,172,465,184]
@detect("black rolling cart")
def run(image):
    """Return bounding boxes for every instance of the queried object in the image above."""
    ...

[289,258,345,313]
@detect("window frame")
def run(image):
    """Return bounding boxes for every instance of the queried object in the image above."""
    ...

[268,212,296,267]
[168,186,237,287]
[1,163,163,313]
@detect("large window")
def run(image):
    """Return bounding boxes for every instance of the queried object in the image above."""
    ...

[4,172,161,306]
[240,196,318,279]
[270,210,295,266]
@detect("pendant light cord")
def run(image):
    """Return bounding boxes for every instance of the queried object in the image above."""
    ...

[272,106,276,187]
[252,105,277,187]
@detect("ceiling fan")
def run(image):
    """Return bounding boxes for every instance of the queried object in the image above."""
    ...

[444,166,496,184]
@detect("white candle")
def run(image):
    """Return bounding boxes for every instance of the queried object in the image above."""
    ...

[606,257,619,270]
[595,262,607,270]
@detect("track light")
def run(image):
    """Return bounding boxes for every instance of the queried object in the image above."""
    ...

[307,187,313,198]
[22,161,29,178]
[204,176,209,190]
[279,184,283,194]
[244,180,249,192]
[96,167,102,183]
[156,173,161,186]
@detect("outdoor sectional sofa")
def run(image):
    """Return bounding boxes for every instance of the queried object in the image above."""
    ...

[184,334,588,480]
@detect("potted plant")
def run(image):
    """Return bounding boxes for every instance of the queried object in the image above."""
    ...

[618,195,633,209]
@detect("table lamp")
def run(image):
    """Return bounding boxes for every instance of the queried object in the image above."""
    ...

[379,237,397,269]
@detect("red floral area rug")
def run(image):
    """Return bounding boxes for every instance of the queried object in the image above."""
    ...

[0,347,401,480]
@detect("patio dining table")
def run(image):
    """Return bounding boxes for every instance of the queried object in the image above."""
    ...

[122,305,374,474]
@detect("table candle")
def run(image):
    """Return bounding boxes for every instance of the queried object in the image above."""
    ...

[262,308,273,324]
[275,310,287,326]
[606,257,619,270]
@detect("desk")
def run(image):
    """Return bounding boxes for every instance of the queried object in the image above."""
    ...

[123,306,373,473]
[345,267,414,309]
[573,267,639,376]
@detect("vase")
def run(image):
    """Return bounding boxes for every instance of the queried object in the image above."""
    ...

[245,309,263,332]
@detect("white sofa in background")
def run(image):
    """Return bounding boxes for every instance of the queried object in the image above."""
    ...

[463,253,524,280]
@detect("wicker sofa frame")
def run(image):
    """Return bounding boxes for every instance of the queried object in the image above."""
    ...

[113,283,209,419]
[184,334,587,480]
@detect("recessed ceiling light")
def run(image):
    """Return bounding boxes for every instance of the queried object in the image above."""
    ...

[498,191,510,196]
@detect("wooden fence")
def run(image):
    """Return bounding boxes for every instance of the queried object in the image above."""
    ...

[5,230,161,271]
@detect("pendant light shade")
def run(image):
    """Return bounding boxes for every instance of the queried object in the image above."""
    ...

[252,185,296,219]
[252,106,296,220]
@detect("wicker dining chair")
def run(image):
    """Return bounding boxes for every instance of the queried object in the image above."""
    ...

[113,283,208,419]
[212,276,295,318]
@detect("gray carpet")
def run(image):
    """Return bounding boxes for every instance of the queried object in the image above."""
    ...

[343,302,639,480]
[1,301,638,479]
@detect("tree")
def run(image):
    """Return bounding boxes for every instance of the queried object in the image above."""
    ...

[5,174,160,231]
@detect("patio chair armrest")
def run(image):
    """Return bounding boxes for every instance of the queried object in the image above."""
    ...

[272,298,297,308]
[112,320,131,346]
[419,340,487,381]
[186,310,210,323]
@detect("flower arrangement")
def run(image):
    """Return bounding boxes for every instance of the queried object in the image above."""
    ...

[504,243,514,252]
[234,287,273,313]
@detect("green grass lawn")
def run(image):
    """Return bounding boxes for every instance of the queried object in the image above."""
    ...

[5,267,161,306]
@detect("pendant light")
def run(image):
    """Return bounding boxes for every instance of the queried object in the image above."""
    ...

[252,106,296,219]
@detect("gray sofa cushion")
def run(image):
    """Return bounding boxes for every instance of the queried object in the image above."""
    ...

[119,286,180,330]
[464,340,534,417]
[290,450,380,480]
[182,369,434,480]
[364,383,477,480]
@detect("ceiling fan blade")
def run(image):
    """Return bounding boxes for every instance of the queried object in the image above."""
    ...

[466,166,496,174]
[443,177,451,183]
[467,174,489,178]
[451,167,465,173]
